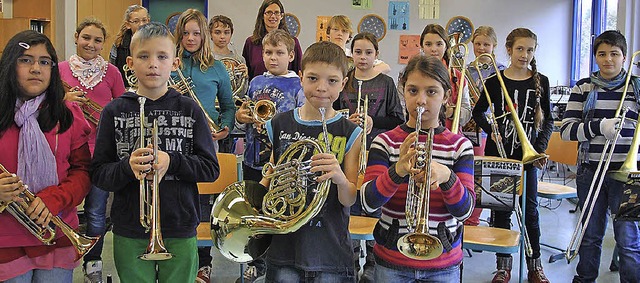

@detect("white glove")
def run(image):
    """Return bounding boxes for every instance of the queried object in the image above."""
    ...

[600,117,622,140]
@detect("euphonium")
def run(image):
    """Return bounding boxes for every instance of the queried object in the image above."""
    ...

[397,106,444,260]
[169,68,223,133]
[137,97,172,260]
[220,57,249,97]
[234,97,277,124]
[210,107,333,263]
[565,50,640,262]
[62,81,103,127]
[0,164,99,260]
[357,80,369,175]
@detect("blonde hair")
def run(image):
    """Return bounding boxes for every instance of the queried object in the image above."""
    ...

[174,9,215,72]
[471,26,499,52]
[114,5,148,47]
[326,15,353,41]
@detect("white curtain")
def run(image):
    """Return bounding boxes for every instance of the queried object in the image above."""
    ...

[618,0,640,74]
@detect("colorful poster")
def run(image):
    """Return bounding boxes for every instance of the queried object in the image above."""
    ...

[398,35,421,64]
[388,1,409,31]
[316,16,332,42]
[419,0,440,20]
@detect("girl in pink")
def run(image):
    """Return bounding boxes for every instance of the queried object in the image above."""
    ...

[0,31,92,282]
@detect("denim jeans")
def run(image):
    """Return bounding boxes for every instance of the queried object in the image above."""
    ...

[83,185,109,263]
[375,264,460,283]
[265,262,356,283]
[573,165,640,283]
[492,166,542,259]
[5,268,73,283]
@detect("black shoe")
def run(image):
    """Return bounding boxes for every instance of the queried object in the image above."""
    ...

[359,263,375,283]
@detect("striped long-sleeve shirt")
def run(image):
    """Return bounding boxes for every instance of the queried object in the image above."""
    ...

[361,124,475,270]
[560,78,640,170]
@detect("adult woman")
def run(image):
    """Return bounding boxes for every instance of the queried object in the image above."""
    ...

[242,0,303,80]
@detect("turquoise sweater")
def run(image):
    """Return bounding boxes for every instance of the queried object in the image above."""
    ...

[173,51,235,130]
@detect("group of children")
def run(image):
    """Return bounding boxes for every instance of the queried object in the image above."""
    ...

[0,1,638,283]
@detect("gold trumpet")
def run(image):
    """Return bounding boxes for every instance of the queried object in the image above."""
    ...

[62,81,103,127]
[137,97,172,261]
[565,50,640,262]
[210,107,332,263]
[234,97,277,124]
[169,69,223,133]
[398,106,444,260]
[0,164,99,260]
[356,80,369,175]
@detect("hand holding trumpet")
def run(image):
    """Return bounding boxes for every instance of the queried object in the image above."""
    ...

[64,85,88,104]
[129,145,170,182]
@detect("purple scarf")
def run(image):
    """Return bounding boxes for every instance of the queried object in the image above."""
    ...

[14,94,58,193]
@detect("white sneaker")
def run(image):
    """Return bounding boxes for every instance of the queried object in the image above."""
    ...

[84,260,103,283]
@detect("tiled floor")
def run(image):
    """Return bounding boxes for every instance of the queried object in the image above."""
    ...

[72,167,623,282]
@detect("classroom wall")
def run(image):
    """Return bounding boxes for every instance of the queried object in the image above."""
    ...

[208,0,573,86]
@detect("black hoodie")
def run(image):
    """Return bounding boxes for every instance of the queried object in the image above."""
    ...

[91,88,219,239]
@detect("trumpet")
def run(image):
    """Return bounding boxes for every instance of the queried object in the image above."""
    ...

[472,53,537,258]
[210,107,332,263]
[169,68,223,133]
[62,81,103,127]
[397,107,444,260]
[565,50,640,262]
[356,80,369,175]
[137,97,172,261]
[0,164,99,260]
[234,97,277,124]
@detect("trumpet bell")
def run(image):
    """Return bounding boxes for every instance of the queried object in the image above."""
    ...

[397,233,444,260]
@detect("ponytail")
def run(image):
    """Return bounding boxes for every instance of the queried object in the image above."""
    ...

[530,57,544,132]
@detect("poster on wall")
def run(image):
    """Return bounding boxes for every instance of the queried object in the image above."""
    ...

[0,0,3,17]
[316,16,332,42]
[398,35,421,64]
[388,1,409,31]
[352,0,372,9]
[419,0,440,20]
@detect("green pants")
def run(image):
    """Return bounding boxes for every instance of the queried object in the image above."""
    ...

[113,234,198,283]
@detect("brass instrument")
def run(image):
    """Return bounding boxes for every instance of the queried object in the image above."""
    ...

[210,107,332,263]
[472,54,535,257]
[397,107,444,260]
[123,64,138,92]
[137,97,172,260]
[0,164,99,260]
[357,80,369,175]
[220,57,248,97]
[565,51,640,262]
[62,81,103,127]
[448,42,469,134]
[234,97,277,124]
[169,68,223,133]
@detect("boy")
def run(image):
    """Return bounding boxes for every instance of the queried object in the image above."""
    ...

[209,14,249,98]
[561,30,640,283]
[260,40,363,282]
[91,22,219,283]
[234,28,305,283]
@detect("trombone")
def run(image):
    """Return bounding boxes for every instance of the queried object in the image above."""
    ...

[169,68,224,133]
[138,97,172,261]
[448,42,469,134]
[565,50,640,262]
[472,55,534,257]
[0,164,99,260]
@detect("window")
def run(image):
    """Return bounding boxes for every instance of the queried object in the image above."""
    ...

[571,0,618,85]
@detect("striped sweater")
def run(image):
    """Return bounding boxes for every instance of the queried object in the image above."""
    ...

[560,77,640,170]
[361,124,475,270]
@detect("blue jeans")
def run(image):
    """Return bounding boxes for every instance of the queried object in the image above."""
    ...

[573,165,640,283]
[5,268,73,283]
[265,262,356,283]
[375,264,460,283]
[492,166,542,259]
[83,185,109,263]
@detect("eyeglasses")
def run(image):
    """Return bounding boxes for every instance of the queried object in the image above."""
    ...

[128,18,150,25]
[17,56,56,68]
[264,11,282,17]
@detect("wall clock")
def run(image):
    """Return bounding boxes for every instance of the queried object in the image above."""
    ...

[358,14,387,42]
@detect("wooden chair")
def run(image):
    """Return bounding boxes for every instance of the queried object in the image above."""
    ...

[543,132,579,183]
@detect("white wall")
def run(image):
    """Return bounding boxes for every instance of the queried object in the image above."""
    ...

[208,0,573,85]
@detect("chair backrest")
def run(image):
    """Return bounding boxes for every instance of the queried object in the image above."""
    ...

[547,132,578,166]
[197,152,240,194]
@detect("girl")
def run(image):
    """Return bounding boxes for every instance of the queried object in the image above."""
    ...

[58,17,125,282]
[361,55,475,282]
[464,26,506,226]
[333,32,404,282]
[420,24,472,131]
[109,4,149,88]
[242,0,303,80]
[0,30,92,282]
[472,28,553,283]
